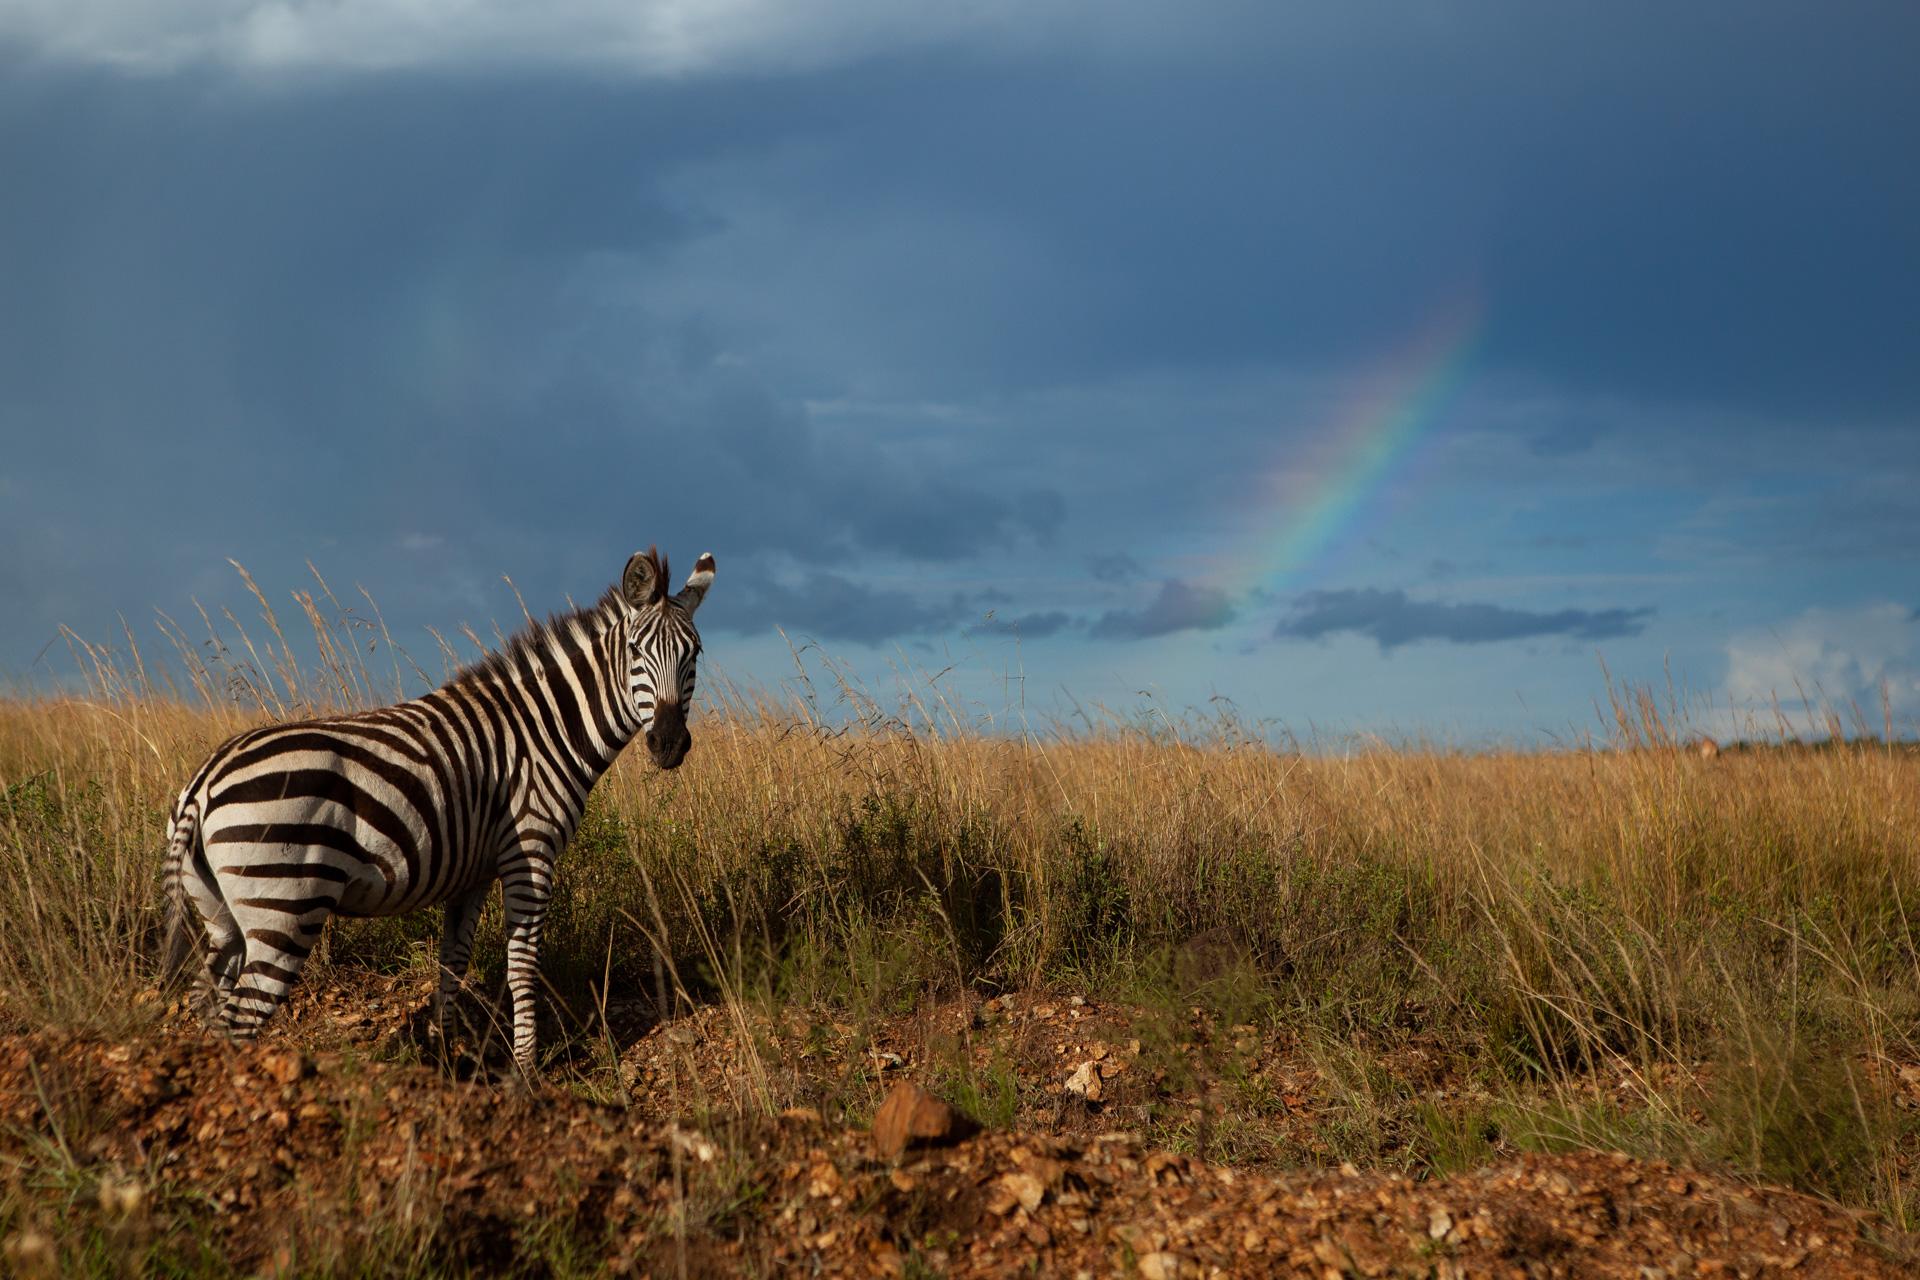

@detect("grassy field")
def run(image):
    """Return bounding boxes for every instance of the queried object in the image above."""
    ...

[4,593,1920,1273]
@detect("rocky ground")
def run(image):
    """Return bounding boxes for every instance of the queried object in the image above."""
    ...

[3,971,1918,1277]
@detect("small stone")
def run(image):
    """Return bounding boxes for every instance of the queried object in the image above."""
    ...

[871,1082,979,1159]
[1428,1208,1453,1240]
[259,1052,309,1085]
[1065,1060,1103,1102]
[1137,1251,1184,1280]
[1000,1171,1045,1213]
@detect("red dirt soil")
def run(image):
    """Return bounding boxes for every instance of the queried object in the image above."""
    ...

[4,1026,1917,1279]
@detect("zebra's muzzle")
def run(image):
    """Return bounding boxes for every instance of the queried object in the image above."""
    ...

[645,701,692,770]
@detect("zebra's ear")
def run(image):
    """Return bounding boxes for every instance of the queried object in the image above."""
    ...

[622,548,666,609]
[675,553,716,616]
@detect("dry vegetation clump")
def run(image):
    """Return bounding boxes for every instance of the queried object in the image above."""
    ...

[2,578,1919,1274]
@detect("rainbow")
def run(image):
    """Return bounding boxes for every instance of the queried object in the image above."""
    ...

[1217,292,1484,608]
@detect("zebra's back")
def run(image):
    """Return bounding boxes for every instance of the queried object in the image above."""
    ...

[186,697,510,921]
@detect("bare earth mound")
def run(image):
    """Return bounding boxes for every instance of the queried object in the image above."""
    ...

[4,1030,1914,1279]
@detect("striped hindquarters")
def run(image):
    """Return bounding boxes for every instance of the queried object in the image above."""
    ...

[194,706,496,924]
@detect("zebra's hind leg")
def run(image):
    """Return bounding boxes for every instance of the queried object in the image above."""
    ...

[195,920,243,1021]
[179,850,242,1020]
[433,884,492,1061]
[214,895,336,1042]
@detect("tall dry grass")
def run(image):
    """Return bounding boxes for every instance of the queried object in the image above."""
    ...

[2,571,1917,1215]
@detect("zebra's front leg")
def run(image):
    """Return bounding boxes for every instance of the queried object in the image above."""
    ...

[500,865,555,1077]
[434,884,492,1057]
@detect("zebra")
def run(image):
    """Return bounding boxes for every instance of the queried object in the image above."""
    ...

[160,547,714,1073]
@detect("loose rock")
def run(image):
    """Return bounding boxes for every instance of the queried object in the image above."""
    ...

[870,1080,978,1159]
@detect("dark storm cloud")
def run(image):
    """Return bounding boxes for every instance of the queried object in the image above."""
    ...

[0,67,1070,653]
[1090,580,1235,640]
[842,483,1062,562]
[1277,589,1653,651]
[1006,611,1072,639]
[1089,554,1145,584]
[0,1,1915,671]
[702,566,1074,646]
[704,565,975,645]
[708,5,1917,419]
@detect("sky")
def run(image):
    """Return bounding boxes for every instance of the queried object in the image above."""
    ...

[1,1,1917,743]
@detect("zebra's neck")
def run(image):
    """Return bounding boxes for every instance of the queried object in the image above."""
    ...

[442,596,641,787]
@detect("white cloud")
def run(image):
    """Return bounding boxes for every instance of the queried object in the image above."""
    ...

[1718,602,1920,738]
[0,0,1171,77]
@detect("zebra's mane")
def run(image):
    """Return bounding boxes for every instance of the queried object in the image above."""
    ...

[442,587,627,693]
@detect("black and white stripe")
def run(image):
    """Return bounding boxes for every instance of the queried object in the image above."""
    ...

[160,548,714,1070]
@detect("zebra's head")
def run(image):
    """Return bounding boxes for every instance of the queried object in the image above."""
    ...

[620,547,714,770]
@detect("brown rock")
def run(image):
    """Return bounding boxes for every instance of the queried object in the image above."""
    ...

[999,1171,1045,1213]
[1137,1251,1185,1280]
[870,1082,979,1159]
[1065,1060,1103,1101]
[259,1052,309,1085]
